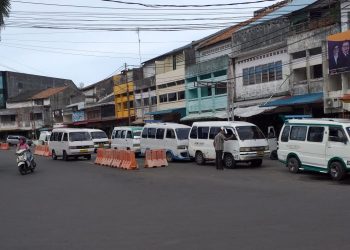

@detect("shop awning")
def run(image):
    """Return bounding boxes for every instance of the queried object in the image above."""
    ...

[261,92,323,107]
[146,108,186,117]
[341,94,350,103]
[234,105,276,118]
[181,110,227,121]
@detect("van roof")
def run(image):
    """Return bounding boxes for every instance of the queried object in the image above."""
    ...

[143,123,190,129]
[113,126,143,131]
[52,128,90,133]
[84,129,105,133]
[192,121,255,127]
[286,118,350,126]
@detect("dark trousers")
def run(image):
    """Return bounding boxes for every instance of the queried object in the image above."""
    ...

[215,150,223,170]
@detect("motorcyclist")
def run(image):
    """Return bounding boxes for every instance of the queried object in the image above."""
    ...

[17,136,30,151]
[17,137,33,163]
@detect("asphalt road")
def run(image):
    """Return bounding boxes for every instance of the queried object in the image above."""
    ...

[1,148,350,250]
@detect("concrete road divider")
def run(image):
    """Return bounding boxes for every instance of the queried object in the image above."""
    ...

[0,143,10,150]
[144,149,168,168]
[95,148,105,165]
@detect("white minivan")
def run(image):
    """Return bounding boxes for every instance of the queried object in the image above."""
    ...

[278,118,350,181]
[188,121,269,168]
[111,126,143,153]
[84,129,110,152]
[140,123,191,161]
[49,128,94,161]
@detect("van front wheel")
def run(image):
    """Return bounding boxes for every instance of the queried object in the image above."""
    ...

[166,152,173,162]
[287,157,300,173]
[224,154,235,169]
[195,151,205,165]
[330,161,346,181]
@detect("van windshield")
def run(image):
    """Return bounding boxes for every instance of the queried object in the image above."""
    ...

[91,131,108,139]
[176,128,190,140]
[133,131,141,138]
[236,126,265,140]
[69,132,91,142]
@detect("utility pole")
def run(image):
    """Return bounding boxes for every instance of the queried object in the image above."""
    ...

[227,58,235,121]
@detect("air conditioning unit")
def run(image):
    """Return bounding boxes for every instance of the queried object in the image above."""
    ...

[326,98,342,108]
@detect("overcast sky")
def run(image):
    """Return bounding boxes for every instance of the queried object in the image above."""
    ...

[0,0,279,87]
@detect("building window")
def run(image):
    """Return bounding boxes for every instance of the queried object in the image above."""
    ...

[292,50,306,60]
[129,101,134,109]
[248,67,255,85]
[201,87,212,97]
[188,89,198,99]
[177,91,185,100]
[34,99,44,106]
[213,69,227,77]
[262,64,269,83]
[159,94,168,103]
[255,66,262,84]
[215,83,227,95]
[199,73,211,80]
[151,96,157,105]
[167,82,176,87]
[173,55,177,70]
[143,98,149,106]
[268,63,275,81]
[168,92,177,102]
[309,47,322,56]
[176,80,185,85]
[34,113,43,120]
[275,61,282,80]
[311,64,323,79]
[243,68,249,85]
[186,76,197,83]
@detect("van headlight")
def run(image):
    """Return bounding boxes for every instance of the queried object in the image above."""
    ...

[177,145,186,149]
[240,147,251,152]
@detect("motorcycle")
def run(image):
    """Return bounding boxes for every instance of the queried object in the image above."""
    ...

[16,149,36,175]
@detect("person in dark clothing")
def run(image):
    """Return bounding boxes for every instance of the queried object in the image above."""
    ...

[213,127,233,170]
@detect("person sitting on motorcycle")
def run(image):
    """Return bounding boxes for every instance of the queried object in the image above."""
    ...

[17,136,30,151]
[17,137,33,162]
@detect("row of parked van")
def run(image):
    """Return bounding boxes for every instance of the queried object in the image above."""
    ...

[47,118,350,181]
[47,121,269,166]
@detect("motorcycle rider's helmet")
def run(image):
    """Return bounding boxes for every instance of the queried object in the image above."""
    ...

[19,136,26,144]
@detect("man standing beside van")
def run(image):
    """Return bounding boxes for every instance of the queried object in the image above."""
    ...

[213,127,231,170]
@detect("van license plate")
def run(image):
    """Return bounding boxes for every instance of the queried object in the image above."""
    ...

[257,151,264,156]
[80,149,88,153]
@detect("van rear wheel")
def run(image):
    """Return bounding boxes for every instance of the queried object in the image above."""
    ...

[195,151,205,165]
[287,157,300,173]
[330,161,346,181]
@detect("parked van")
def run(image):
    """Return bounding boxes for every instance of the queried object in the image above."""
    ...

[278,118,350,181]
[188,121,269,168]
[111,126,143,153]
[84,129,109,152]
[49,128,94,161]
[140,123,191,161]
[35,131,51,145]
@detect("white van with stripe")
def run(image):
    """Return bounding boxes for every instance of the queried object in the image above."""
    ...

[278,118,350,181]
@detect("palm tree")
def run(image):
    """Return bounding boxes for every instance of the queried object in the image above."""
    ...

[0,0,11,27]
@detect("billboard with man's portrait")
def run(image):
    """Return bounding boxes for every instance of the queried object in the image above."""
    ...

[328,30,350,75]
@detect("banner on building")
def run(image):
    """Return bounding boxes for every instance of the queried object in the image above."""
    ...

[72,111,85,122]
[328,30,350,75]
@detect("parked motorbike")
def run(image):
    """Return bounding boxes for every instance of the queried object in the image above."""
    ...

[16,149,36,175]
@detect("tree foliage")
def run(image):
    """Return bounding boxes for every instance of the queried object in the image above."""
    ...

[0,0,11,27]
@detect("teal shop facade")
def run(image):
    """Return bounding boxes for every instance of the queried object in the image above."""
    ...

[183,55,229,121]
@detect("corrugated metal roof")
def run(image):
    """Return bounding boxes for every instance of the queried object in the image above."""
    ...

[31,87,67,100]
[240,0,319,31]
